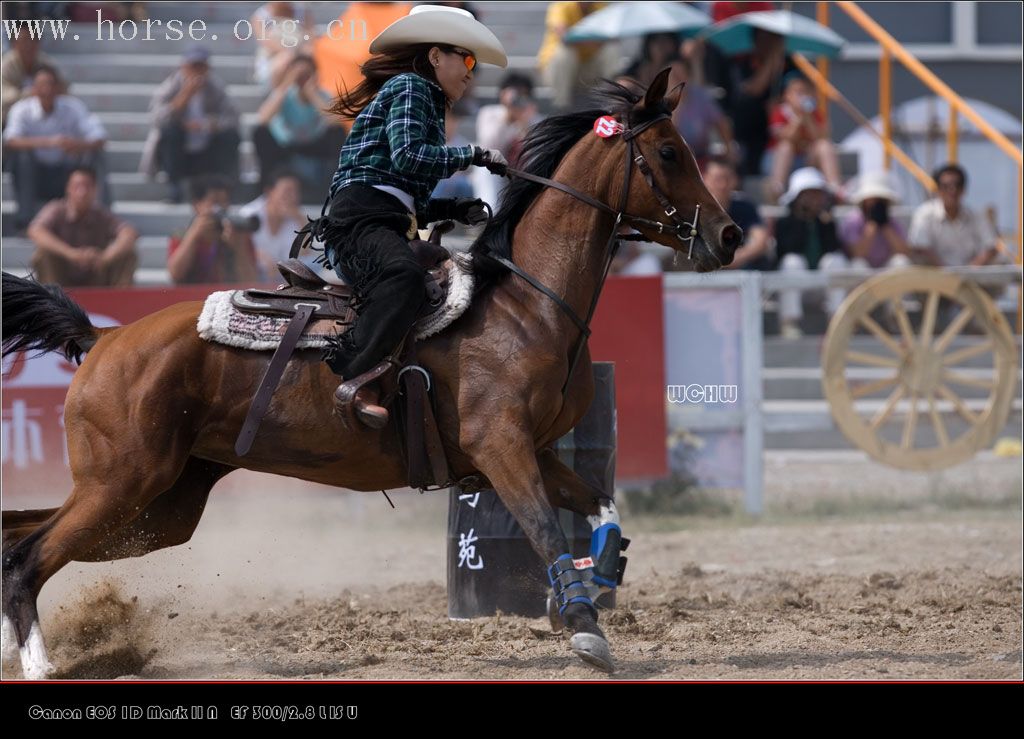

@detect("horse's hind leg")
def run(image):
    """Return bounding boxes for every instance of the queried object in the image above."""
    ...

[1,455,224,678]
[468,436,616,673]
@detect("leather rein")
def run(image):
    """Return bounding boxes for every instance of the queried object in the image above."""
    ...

[485,112,702,399]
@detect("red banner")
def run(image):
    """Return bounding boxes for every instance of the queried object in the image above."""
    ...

[2,278,665,499]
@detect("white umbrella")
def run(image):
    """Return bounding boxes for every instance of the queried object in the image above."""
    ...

[564,1,711,43]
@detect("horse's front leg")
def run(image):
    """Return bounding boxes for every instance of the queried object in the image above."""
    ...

[467,435,616,672]
[536,446,627,585]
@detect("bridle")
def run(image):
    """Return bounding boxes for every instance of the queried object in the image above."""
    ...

[484,111,702,399]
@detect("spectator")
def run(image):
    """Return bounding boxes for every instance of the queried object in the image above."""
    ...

[239,169,306,278]
[433,100,476,201]
[764,72,841,201]
[253,53,345,197]
[909,163,1003,268]
[27,166,138,287]
[1,31,69,129]
[167,175,263,285]
[671,57,735,168]
[620,32,683,89]
[728,27,794,178]
[141,45,241,204]
[3,65,110,230]
[840,172,912,271]
[68,2,147,23]
[773,167,847,339]
[250,1,314,89]
[701,156,771,270]
[473,72,541,208]
[537,2,619,111]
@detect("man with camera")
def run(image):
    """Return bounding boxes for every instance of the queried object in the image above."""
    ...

[167,174,263,285]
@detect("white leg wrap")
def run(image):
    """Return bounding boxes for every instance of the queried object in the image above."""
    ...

[1,615,18,666]
[20,621,54,680]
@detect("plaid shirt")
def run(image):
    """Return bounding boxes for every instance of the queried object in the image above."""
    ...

[329,72,475,225]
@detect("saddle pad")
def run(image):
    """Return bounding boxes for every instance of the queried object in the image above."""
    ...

[196,251,475,351]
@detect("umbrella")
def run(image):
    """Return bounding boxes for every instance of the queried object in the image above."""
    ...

[564,1,711,43]
[701,10,846,58]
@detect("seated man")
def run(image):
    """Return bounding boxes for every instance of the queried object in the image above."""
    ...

[3,65,110,230]
[167,175,264,285]
[908,163,1003,268]
[701,156,771,271]
[773,167,848,339]
[145,46,241,203]
[28,166,138,287]
[1,31,69,129]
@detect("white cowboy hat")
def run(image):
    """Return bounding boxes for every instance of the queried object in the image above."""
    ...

[849,171,901,204]
[369,5,508,69]
[779,166,832,206]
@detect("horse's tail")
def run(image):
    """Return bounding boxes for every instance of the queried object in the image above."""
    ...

[2,271,100,363]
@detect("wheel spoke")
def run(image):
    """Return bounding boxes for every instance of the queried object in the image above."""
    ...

[928,393,950,448]
[919,290,940,348]
[941,369,996,391]
[889,298,915,345]
[932,305,974,354]
[858,314,905,356]
[846,351,901,368]
[936,383,978,424]
[869,385,905,430]
[941,340,993,367]
[901,393,919,449]
[850,374,899,399]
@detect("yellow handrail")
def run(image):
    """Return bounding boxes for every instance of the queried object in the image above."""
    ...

[791,54,936,193]
[837,1,1022,166]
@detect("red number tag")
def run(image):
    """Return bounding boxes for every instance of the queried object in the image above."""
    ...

[593,115,624,138]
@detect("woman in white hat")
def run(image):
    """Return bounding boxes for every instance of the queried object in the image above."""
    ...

[296,4,509,425]
[839,171,912,271]
[774,167,849,339]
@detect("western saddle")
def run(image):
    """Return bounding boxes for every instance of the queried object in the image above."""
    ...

[231,222,460,490]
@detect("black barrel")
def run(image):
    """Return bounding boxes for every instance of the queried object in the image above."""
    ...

[447,362,617,619]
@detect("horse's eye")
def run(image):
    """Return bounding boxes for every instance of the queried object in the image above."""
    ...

[660,147,676,162]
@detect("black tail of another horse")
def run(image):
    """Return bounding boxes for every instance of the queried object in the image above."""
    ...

[2,271,98,363]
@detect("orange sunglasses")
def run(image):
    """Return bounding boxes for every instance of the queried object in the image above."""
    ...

[446,46,477,71]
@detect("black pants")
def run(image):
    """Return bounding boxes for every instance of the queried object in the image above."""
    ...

[318,183,427,379]
[157,122,240,189]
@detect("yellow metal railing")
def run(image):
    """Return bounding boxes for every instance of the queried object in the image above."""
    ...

[820,1,1024,330]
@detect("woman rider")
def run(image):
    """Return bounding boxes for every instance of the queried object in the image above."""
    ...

[302,5,509,426]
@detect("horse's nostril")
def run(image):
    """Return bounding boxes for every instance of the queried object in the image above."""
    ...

[721,224,743,252]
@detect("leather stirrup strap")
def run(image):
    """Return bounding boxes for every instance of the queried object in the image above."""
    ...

[404,368,429,489]
[235,304,317,457]
[421,384,451,486]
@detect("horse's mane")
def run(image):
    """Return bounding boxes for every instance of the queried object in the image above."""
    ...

[468,77,673,291]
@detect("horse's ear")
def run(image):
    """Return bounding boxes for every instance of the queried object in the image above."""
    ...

[640,66,672,111]
[664,81,685,113]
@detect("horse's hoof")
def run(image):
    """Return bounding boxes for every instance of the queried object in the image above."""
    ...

[570,632,616,674]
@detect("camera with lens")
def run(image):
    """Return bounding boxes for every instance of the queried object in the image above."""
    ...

[867,199,890,226]
[210,208,260,234]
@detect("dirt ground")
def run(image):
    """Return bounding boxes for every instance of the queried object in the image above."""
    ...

[2,452,1021,680]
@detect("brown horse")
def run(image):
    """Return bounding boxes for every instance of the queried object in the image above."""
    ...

[1,69,740,678]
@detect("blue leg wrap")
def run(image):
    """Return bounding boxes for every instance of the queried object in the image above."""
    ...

[590,523,623,589]
[547,554,595,616]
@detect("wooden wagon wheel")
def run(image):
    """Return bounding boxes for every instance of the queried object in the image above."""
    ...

[822,267,1018,471]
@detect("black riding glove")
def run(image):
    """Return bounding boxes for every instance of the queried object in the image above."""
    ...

[472,145,509,176]
[425,197,489,226]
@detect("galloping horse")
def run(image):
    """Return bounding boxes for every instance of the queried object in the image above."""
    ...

[2,68,740,678]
